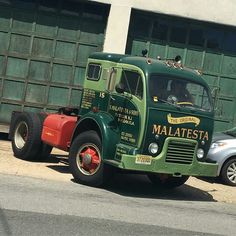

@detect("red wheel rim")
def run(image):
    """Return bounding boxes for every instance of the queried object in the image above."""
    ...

[76,143,101,175]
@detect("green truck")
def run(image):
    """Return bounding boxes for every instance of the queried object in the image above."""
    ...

[9,52,218,188]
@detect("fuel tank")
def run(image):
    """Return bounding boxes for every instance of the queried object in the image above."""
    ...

[41,114,77,151]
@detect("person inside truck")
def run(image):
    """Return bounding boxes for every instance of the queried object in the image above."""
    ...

[167,80,194,104]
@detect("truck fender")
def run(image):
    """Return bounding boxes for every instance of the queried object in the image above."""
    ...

[71,112,120,160]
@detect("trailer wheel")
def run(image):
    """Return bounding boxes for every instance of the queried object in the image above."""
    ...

[37,143,53,161]
[69,131,112,187]
[147,174,189,189]
[36,113,53,161]
[12,112,42,160]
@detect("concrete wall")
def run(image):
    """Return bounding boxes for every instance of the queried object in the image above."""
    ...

[91,0,236,53]
[103,5,131,54]
[93,0,236,26]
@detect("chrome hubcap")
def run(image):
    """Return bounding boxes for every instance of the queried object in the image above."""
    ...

[227,162,236,183]
[14,121,28,149]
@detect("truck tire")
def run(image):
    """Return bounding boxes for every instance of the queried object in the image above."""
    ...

[36,113,53,161]
[37,142,53,161]
[69,131,112,187]
[11,112,42,161]
[220,157,236,186]
[147,174,189,189]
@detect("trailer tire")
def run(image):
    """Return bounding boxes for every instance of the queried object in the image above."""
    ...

[147,174,189,189]
[36,113,53,161]
[37,143,53,161]
[69,131,112,187]
[11,112,42,161]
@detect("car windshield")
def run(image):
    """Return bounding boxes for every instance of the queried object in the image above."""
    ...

[149,74,213,112]
[224,127,236,137]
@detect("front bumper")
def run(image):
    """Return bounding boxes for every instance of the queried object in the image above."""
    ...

[115,154,218,177]
[107,138,218,177]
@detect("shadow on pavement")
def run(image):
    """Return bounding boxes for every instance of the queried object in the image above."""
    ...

[46,156,216,202]
[0,205,12,236]
[46,154,70,174]
[103,173,216,202]
[0,133,9,141]
[1,149,217,203]
[39,154,68,164]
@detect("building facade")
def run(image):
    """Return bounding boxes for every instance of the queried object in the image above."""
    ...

[0,0,236,132]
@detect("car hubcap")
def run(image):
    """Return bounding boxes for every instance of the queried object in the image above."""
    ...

[14,121,28,149]
[227,161,236,183]
[76,143,101,175]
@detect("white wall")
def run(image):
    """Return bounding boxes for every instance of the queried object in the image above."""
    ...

[103,5,131,54]
[91,0,236,53]
[93,0,236,26]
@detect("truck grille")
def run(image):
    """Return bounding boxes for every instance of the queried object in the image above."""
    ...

[166,141,196,164]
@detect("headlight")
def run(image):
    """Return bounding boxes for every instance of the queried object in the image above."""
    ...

[197,148,204,159]
[148,143,159,155]
[210,142,227,149]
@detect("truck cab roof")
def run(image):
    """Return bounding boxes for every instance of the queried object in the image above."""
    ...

[89,52,206,86]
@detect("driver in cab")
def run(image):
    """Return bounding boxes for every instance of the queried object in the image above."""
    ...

[167,80,193,104]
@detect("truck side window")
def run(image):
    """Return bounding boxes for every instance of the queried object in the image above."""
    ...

[120,70,143,99]
[87,63,101,81]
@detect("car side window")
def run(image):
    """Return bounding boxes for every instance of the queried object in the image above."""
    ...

[87,63,101,81]
[120,70,143,99]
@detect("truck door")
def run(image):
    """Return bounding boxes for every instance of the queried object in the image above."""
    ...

[108,68,146,157]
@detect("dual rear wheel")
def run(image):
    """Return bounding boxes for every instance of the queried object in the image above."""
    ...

[11,112,52,161]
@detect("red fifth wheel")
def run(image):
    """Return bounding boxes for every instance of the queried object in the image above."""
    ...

[69,131,113,187]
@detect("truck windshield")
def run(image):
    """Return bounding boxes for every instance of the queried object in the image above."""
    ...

[149,74,213,112]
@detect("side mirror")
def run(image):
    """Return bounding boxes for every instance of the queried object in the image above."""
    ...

[115,83,125,94]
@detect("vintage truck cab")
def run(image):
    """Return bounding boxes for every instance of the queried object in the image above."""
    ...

[9,52,218,188]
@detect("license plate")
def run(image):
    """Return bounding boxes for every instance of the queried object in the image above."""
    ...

[135,155,152,165]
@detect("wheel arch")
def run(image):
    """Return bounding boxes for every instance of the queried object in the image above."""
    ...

[72,118,102,143]
[221,155,236,169]
[220,155,236,186]
[71,113,120,160]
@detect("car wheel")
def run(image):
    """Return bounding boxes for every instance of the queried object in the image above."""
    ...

[147,174,189,189]
[220,157,236,186]
[69,131,113,187]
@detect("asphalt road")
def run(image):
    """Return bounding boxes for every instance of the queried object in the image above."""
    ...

[1,173,236,236]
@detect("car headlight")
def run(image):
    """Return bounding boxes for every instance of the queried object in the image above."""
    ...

[210,142,227,149]
[148,143,159,155]
[197,148,204,159]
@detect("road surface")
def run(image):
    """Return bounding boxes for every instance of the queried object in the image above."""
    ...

[0,134,236,235]
[1,173,236,236]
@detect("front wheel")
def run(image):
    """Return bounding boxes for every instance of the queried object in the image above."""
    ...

[220,158,236,186]
[69,131,112,187]
[147,174,189,189]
